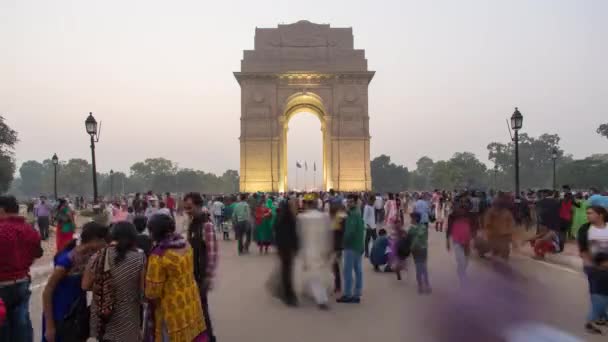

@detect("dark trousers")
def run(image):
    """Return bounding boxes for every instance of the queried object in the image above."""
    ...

[0,280,33,342]
[200,289,216,342]
[333,251,342,292]
[37,216,50,240]
[278,250,297,303]
[558,218,571,251]
[235,221,251,254]
[375,209,384,224]
[364,228,377,257]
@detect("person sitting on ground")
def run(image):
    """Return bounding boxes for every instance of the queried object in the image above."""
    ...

[370,228,390,271]
[529,226,559,260]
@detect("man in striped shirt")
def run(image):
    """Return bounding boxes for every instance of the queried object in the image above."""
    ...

[184,192,218,342]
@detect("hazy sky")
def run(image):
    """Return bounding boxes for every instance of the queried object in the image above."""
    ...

[2,0,606,187]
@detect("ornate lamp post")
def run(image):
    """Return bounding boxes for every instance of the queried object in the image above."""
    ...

[52,153,59,200]
[510,107,523,197]
[110,169,114,199]
[85,112,101,204]
[552,147,558,190]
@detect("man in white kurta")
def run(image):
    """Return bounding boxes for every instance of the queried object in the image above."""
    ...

[297,195,333,309]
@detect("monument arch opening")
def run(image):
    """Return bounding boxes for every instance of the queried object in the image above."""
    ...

[285,110,323,191]
[235,20,373,192]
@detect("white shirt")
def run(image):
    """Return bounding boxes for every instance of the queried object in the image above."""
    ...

[374,196,384,210]
[212,201,225,216]
[588,224,608,258]
[363,204,376,229]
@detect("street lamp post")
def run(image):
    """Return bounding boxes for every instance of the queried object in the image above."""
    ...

[52,153,59,200]
[552,147,558,190]
[85,112,101,204]
[110,169,114,200]
[510,107,523,197]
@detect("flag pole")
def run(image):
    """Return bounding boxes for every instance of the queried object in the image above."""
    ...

[296,164,299,191]
[313,165,316,190]
[304,162,307,192]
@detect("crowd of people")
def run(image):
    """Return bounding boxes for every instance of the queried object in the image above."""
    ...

[0,186,608,340]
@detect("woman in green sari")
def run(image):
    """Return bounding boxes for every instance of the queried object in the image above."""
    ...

[255,197,275,254]
[570,193,588,239]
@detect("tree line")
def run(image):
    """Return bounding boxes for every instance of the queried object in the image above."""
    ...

[12,157,239,199]
[371,132,608,193]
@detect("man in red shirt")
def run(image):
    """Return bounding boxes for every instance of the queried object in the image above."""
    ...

[165,192,176,218]
[0,196,42,342]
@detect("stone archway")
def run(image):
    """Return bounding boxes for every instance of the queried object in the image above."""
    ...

[235,20,374,192]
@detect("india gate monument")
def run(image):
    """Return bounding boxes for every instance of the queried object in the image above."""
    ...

[235,20,374,193]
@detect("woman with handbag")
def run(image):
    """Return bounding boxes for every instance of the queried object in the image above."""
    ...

[42,222,108,342]
[82,221,146,341]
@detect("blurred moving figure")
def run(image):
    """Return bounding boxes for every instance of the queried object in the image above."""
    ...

[273,199,299,307]
[297,194,332,310]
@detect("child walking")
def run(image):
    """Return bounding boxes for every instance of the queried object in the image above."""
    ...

[408,212,431,294]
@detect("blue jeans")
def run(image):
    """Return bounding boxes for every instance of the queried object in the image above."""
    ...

[588,294,608,322]
[0,280,33,342]
[413,250,430,289]
[343,249,363,298]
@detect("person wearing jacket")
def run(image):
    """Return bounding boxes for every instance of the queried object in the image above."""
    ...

[337,194,365,304]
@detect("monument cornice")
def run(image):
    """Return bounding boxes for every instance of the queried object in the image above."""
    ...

[234,71,375,85]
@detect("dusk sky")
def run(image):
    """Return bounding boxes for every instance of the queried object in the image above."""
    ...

[1,0,606,188]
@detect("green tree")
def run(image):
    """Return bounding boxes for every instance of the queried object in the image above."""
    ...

[0,116,18,193]
[429,160,453,189]
[221,170,240,193]
[487,133,568,189]
[19,160,47,196]
[412,156,434,189]
[558,157,608,190]
[428,152,487,189]
[597,123,608,139]
[58,159,93,196]
[370,155,409,192]
[448,152,488,189]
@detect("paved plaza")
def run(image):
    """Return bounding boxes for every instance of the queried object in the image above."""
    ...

[29,225,600,342]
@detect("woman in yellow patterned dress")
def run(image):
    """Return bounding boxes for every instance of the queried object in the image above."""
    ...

[145,214,207,342]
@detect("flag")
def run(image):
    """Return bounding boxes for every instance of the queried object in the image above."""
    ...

[305,161,308,171]
[314,162,316,172]
[296,161,302,168]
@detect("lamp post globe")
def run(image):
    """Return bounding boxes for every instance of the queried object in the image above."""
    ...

[52,153,58,200]
[85,112,99,203]
[511,107,524,198]
[85,112,97,135]
[552,147,558,160]
[110,169,114,199]
[511,107,523,131]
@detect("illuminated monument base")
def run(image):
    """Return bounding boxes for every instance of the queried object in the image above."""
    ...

[235,21,374,192]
